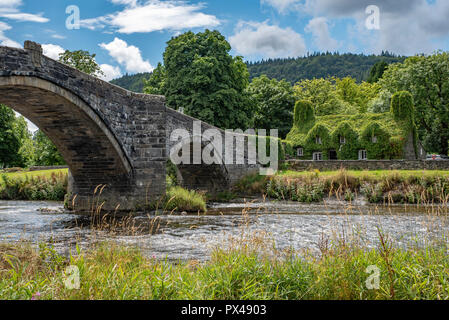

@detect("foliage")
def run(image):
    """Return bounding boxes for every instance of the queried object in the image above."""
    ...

[110,72,151,92]
[146,30,253,129]
[32,130,66,166]
[287,112,408,160]
[114,52,405,93]
[390,91,415,126]
[304,124,331,158]
[0,172,68,201]
[143,63,165,95]
[331,122,360,160]
[163,187,207,213]
[58,50,104,77]
[2,236,449,300]
[367,60,389,83]
[240,169,449,205]
[294,77,380,116]
[246,75,295,139]
[379,52,449,155]
[360,122,397,159]
[0,105,23,168]
[247,52,405,84]
[294,100,315,128]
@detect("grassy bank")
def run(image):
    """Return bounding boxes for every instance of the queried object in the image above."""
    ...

[0,170,68,201]
[1,235,448,300]
[235,169,449,204]
[0,169,207,213]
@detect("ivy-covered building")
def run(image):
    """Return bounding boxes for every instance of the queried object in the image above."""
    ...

[286,91,426,161]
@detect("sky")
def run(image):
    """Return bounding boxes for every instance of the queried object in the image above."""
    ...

[1,0,449,82]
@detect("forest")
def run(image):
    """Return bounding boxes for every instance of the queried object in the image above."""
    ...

[111,52,406,93]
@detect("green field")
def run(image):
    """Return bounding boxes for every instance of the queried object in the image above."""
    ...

[0,169,68,186]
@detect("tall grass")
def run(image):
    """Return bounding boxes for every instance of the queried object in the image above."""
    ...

[1,235,448,300]
[0,172,68,201]
[240,169,449,205]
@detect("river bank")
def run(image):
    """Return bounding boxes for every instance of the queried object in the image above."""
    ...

[1,234,448,300]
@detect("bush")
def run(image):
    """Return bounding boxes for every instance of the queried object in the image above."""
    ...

[163,187,207,213]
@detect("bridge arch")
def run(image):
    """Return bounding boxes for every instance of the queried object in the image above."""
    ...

[0,76,134,205]
[170,134,230,192]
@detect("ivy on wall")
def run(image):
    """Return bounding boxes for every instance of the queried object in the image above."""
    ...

[285,90,420,160]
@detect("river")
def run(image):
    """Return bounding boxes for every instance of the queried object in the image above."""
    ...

[0,199,448,261]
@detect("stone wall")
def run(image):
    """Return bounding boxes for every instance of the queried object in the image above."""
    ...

[286,160,449,171]
[0,42,167,211]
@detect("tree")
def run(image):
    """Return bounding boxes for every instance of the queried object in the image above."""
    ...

[59,50,104,77]
[12,115,34,167]
[367,60,388,83]
[146,30,253,129]
[0,104,22,168]
[246,75,295,139]
[293,78,344,116]
[143,63,165,95]
[32,130,65,166]
[379,52,449,155]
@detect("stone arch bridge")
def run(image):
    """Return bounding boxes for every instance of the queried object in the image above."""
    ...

[0,42,261,211]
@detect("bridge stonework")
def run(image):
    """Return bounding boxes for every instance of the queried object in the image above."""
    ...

[0,42,167,211]
[0,42,260,211]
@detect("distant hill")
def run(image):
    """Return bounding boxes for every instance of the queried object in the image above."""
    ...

[110,72,151,93]
[110,52,406,92]
[247,52,406,84]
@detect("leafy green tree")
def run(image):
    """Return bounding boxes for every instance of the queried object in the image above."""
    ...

[143,63,166,95]
[59,50,104,77]
[12,115,35,167]
[367,61,388,83]
[379,52,449,155]
[293,78,345,116]
[0,105,22,168]
[33,130,65,166]
[147,30,253,129]
[246,75,295,138]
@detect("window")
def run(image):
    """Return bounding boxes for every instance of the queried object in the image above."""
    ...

[313,152,323,161]
[372,136,378,143]
[359,150,368,160]
[340,136,346,144]
[316,136,322,145]
[297,148,304,157]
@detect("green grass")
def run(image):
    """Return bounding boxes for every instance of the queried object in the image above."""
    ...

[238,169,449,204]
[0,169,68,187]
[1,237,448,300]
[0,170,68,201]
[278,169,449,179]
[162,186,207,213]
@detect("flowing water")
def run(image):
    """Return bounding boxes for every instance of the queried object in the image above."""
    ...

[0,199,448,261]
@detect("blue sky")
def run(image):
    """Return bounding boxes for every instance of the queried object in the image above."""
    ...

[1,0,449,83]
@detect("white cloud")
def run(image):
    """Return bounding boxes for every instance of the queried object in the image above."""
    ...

[301,0,449,55]
[100,64,122,81]
[100,37,153,73]
[229,21,307,59]
[0,0,49,23]
[81,0,219,34]
[261,0,301,14]
[0,21,20,47]
[305,17,339,51]
[42,43,65,60]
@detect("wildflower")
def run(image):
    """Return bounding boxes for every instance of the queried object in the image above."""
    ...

[31,292,41,300]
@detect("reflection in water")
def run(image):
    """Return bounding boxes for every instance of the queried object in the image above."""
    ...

[0,200,448,261]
